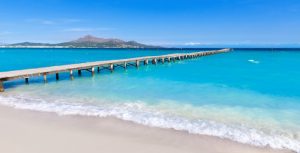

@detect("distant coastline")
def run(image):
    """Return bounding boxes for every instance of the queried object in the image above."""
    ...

[1,35,300,49]
[1,46,299,51]
[0,35,161,49]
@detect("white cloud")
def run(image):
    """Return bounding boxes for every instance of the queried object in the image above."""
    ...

[25,18,82,25]
[63,27,114,32]
[184,42,208,46]
[63,28,93,32]
[95,27,115,31]
[62,19,82,23]
[25,19,55,25]
[41,20,55,25]
[0,31,12,36]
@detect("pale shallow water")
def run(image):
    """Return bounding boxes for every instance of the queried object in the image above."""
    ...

[0,48,300,152]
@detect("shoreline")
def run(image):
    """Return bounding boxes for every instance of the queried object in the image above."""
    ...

[0,105,292,153]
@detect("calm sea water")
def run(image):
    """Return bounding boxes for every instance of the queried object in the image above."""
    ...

[0,48,300,152]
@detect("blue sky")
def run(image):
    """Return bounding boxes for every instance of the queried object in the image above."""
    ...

[0,0,300,47]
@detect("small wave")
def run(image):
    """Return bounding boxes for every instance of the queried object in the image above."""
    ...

[0,95,299,152]
[248,59,260,64]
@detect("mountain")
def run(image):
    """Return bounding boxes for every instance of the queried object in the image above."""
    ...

[58,35,157,48]
[5,35,160,48]
[72,35,124,43]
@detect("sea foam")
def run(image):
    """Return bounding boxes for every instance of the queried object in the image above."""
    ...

[0,94,299,152]
[248,59,260,64]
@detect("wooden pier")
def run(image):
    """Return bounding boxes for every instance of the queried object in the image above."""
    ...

[0,49,230,92]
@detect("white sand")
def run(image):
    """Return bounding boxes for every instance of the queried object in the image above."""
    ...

[0,105,292,153]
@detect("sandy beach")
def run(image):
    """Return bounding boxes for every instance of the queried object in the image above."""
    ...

[0,105,291,153]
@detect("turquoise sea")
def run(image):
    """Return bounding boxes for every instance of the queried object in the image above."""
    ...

[0,48,300,152]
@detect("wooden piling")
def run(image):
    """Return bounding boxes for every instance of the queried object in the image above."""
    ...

[43,73,47,83]
[70,69,73,76]
[136,60,140,68]
[70,70,74,80]
[167,57,171,62]
[144,59,148,65]
[161,58,165,64]
[91,67,95,76]
[0,81,4,92]
[97,67,100,73]
[78,70,82,76]
[56,73,59,80]
[110,64,114,72]
[152,58,157,65]
[25,77,29,84]
[124,62,127,69]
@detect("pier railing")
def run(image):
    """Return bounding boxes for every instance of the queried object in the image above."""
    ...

[0,48,230,92]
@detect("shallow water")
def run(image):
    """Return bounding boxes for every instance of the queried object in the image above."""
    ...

[0,48,300,152]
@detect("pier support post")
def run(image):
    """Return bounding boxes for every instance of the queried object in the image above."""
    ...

[70,70,74,80]
[25,78,29,84]
[136,60,140,68]
[144,59,148,65]
[152,58,157,65]
[56,73,59,80]
[78,70,82,76]
[43,73,47,83]
[0,81,4,92]
[167,57,171,62]
[97,67,100,73]
[161,58,164,64]
[124,62,127,69]
[110,64,114,72]
[91,67,95,76]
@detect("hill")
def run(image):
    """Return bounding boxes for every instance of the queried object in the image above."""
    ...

[6,35,160,48]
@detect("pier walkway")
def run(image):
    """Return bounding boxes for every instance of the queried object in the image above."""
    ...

[0,49,230,92]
